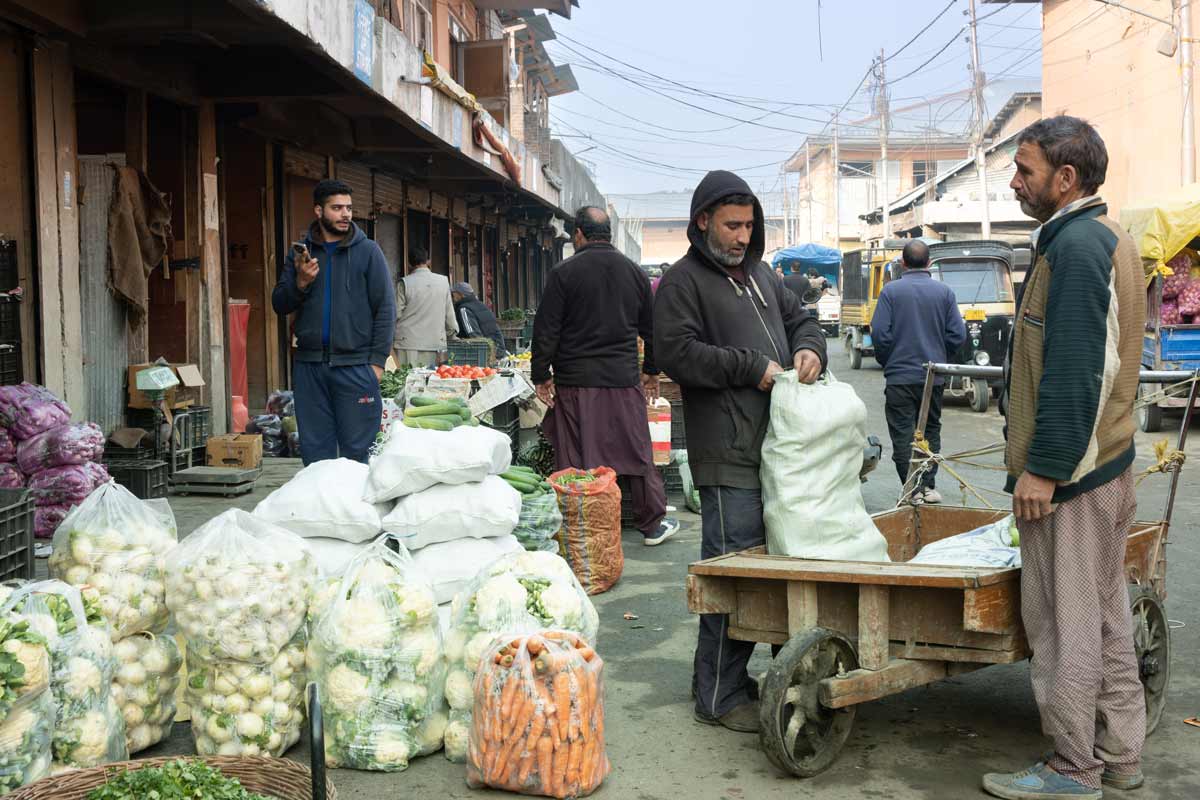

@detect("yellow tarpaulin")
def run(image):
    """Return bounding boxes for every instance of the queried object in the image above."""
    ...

[1121,182,1200,282]
[421,52,482,114]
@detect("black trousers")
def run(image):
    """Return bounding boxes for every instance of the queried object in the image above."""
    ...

[884,383,944,490]
[693,485,765,719]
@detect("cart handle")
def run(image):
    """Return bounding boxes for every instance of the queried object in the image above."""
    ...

[308,682,327,800]
[918,363,1199,383]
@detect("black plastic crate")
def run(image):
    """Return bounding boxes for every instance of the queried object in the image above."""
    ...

[490,400,519,428]
[0,297,19,344]
[447,340,493,367]
[0,489,33,582]
[193,445,208,467]
[105,440,158,461]
[106,459,169,499]
[669,399,686,448]
[188,406,212,446]
[0,347,20,387]
[0,241,16,293]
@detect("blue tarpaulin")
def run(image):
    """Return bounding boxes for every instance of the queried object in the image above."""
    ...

[772,244,842,284]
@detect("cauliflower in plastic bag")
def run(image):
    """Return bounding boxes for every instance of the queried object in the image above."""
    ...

[0,691,52,794]
[441,550,597,762]
[165,509,315,664]
[4,581,127,769]
[47,482,177,641]
[311,538,446,771]
[186,634,307,758]
[111,632,182,754]
[0,615,50,724]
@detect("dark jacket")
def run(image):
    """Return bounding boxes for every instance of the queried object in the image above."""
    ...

[782,273,812,304]
[654,171,827,489]
[871,269,966,385]
[272,222,395,368]
[532,241,656,387]
[455,296,508,358]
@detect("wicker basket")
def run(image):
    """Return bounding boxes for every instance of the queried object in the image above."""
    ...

[8,755,338,800]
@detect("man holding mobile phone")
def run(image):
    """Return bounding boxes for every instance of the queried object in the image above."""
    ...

[272,179,395,464]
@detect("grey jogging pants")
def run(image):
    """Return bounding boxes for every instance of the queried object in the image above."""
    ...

[693,485,765,719]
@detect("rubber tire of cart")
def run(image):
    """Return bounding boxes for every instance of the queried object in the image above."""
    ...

[1137,385,1163,433]
[308,682,328,800]
[848,345,862,371]
[1129,584,1170,735]
[759,627,859,778]
[970,378,990,413]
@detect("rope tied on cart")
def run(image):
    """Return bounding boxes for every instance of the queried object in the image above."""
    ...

[900,433,1005,509]
[1134,373,1200,409]
[1137,438,1187,486]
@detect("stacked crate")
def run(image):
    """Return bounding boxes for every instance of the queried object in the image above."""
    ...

[0,242,22,386]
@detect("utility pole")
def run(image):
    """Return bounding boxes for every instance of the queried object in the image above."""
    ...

[877,49,890,239]
[805,140,813,242]
[967,0,991,238]
[832,113,841,249]
[1182,0,1195,183]
[782,171,793,245]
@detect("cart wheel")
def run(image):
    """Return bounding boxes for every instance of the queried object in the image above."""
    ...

[1137,386,1163,433]
[308,682,328,800]
[848,346,862,370]
[759,627,859,777]
[969,379,990,413]
[1129,586,1170,734]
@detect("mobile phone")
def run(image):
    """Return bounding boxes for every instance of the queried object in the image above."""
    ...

[292,242,309,260]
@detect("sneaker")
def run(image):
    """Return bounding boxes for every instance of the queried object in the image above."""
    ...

[1101,768,1144,790]
[922,488,944,504]
[693,701,759,733]
[643,517,680,546]
[982,762,1102,799]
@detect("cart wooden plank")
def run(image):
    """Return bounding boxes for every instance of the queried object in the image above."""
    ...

[689,551,1018,588]
[819,659,984,709]
[857,585,890,670]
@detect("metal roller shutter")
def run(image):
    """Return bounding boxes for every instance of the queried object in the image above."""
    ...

[283,147,327,180]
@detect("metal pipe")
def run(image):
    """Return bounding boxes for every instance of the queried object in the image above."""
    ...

[968,0,991,239]
[1163,374,1199,528]
[921,363,1197,383]
[1182,0,1196,183]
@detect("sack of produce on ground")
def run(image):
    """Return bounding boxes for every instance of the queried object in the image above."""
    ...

[549,468,623,596]
[253,458,388,543]
[761,373,890,561]
[382,475,521,550]
[364,424,512,504]
[0,383,70,442]
[185,633,307,758]
[112,632,182,754]
[411,535,524,604]
[0,602,51,723]
[466,632,609,798]
[309,539,445,770]
[165,509,315,664]
[26,464,101,507]
[2,581,127,770]
[0,465,22,490]
[16,423,104,475]
[0,691,52,793]
[48,481,177,640]
[501,467,562,552]
[0,430,13,464]
[304,537,373,580]
[33,505,72,541]
[441,551,598,762]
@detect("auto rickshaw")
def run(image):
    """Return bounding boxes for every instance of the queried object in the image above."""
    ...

[840,240,913,369]
[926,240,1017,412]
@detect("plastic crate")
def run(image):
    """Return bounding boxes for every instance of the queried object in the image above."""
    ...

[104,440,158,461]
[0,241,16,292]
[0,347,20,386]
[0,297,19,344]
[0,489,33,582]
[106,459,169,499]
[447,340,493,367]
[188,405,212,446]
[489,399,519,428]
[669,399,686,448]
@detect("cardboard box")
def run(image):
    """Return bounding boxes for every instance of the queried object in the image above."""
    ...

[128,363,206,409]
[206,434,263,469]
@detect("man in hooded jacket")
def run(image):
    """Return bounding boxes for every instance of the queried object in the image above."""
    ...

[655,171,827,732]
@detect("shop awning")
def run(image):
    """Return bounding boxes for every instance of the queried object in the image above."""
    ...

[474,0,579,18]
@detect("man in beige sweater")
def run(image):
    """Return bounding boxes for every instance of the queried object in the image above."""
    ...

[393,245,458,367]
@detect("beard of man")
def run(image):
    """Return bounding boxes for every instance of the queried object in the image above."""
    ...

[319,209,349,237]
[704,223,745,268]
[1017,181,1060,224]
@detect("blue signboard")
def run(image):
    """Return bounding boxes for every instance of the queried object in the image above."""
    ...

[353,0,375,84]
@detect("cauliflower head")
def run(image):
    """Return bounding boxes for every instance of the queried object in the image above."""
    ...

[415,710,447,756]
[474,574,527,630]
[443,719,470,762]
[444,669,474,711]
[372,732,413,768]
[4,638,49,695]
[537,581,584,629]
[63,656,104,701]
[325,663,371,711]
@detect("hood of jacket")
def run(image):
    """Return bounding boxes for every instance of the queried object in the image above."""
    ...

[687,170,765,274]
[303,220,368,252]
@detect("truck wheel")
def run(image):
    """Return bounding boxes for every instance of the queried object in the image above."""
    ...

[1138,386,1163,433]
[848,346,862,370]
[969,379,990,413]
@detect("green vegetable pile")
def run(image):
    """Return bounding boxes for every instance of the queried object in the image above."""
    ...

[402,396,478,431]
[380,367,410,400]
[85,758,271,800]
[498,308,527,322]
[516,433,556,477]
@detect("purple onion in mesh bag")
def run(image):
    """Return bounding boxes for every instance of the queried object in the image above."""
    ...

[35,503,74,540]
[0,383,71,441]
[1163,271,1189,300]
[1161,300,1183,326]
[1179,279,1200,316]
[27,464,95,506]
[82,461,110,487]
[16,423,105,474]
[0,428,13,463]
[0,463,23,489]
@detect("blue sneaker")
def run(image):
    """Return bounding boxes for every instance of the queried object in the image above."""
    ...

[1101,767,1144,790]
[643,517,679,546]
[982,762,1102,799]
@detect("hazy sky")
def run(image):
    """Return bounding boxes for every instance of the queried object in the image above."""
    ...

[547,0,1044,196]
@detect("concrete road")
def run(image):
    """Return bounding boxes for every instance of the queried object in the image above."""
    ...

[148,338,1200,799]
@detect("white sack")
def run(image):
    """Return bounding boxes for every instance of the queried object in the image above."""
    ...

[304,536,374,578]
[908,516,1021,568]
[364,426,512,503]
[253,458,387,542]
[761,372,890,561]
[382,476,521,550]
[410,535,524,604]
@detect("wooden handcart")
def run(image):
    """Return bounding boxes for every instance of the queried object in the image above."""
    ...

[686,364,1196,777]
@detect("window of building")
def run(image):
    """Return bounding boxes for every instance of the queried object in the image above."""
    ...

[839,160,874,178]
[449,15,470,82]
[403,0,433,52]
[912,160,933,185]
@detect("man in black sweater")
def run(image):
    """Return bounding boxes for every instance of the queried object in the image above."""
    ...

[533,206,679,546]
[451,281,508,359]
[655,170,826,733]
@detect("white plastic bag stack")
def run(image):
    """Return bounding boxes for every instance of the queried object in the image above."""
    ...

[410,535,524,604]
[253,458,389,542]
[165,509,316,757]
[761,372,890,562]
[364,425,512,503]
[381,476,522,550]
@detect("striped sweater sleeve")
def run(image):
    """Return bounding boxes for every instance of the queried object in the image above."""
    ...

[1027,223,1118,481]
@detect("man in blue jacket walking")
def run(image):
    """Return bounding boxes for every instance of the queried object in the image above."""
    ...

[871,239,965,503]
[272,179,396,465]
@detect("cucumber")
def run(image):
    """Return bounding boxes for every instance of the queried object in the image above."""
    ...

[463,416,479,427]
[458,407,472,421]
[409,395,440,407]
[403,417,456,431]
[405,402,463,418]
[414,414,463,427]
[501,475,539,494]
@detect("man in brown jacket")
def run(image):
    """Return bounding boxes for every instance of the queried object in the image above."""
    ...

[983,117,1146,800]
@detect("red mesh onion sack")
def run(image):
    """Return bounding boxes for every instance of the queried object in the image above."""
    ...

[0,383,71,441]
[1161,300,1183,326]
[1178,279,1200,316]
[0,463,23,489]
[28,465,97,507]
[17,423,104,474]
